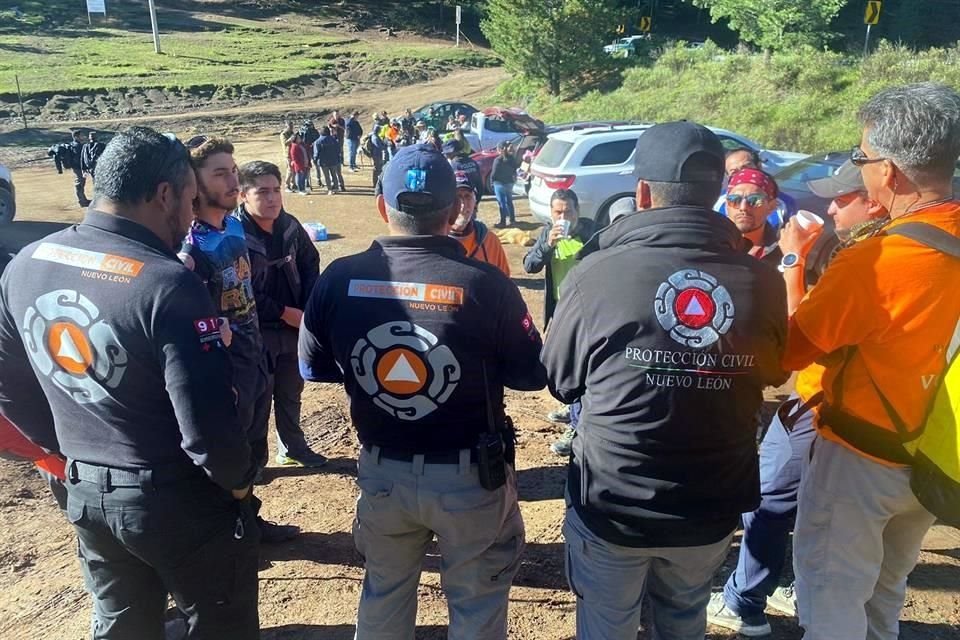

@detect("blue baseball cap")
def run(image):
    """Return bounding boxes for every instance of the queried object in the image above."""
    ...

[382,143,457,213]
[441,140,460,155]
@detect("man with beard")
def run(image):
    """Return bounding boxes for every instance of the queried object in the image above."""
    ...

[179,138,300,543]
[448,170,510,275]
[707,161,888,636]
[724,168,782,266]
[0,126,261,638]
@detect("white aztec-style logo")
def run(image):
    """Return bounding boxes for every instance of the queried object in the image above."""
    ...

[22,290,128,404]
[351,321,460,421]
[654,270,735,348]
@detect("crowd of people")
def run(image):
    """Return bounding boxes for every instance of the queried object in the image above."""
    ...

[3,81,960,640]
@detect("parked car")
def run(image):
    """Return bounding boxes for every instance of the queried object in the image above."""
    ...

[467,107,544,151]
[603,35,648,56]
[409,101,478,130]
[0,162,16,224]
[527,123,807,228]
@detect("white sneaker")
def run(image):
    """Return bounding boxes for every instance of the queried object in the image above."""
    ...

[706,592,772,637]
[767,584,797,617]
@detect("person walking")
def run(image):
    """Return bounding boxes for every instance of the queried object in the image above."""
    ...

[81,131,106,179]
[491,142,519,227]
[542,121,787,640]
[299,143,546,639]
[68,130,91,207]
[236,161,328,469]
[0,127,260,639]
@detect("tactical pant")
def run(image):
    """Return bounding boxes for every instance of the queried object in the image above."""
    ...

[64,461,260,640]
[722,393,816,616]
[794,438,936,640]
[564,506,733,640]
[353,446,524,640]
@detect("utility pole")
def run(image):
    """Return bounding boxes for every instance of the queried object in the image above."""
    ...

[15,74,28,130]
[863,23,872,57]
[148,0,162,54]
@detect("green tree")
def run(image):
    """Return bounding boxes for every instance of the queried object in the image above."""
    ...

[688,0,848,51]
[482,0,622,96]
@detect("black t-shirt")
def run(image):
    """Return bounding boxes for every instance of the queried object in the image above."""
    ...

[299,235,546,452]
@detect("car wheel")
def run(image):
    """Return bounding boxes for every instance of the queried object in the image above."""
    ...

[0,187,14,224]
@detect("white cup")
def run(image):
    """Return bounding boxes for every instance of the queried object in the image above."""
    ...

[555,219,572,238]
[796,210,825,231]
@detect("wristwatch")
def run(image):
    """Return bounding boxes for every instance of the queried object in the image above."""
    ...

[778,252,805,273]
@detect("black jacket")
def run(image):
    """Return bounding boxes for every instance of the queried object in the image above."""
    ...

[522,217,594,327]
[541,206,787,548]
[81,141,105,175]
[236,206,320,338]
[47,144,74,174]
[0,211,254,491]
[299,235,546,452]
[491,155,518,185]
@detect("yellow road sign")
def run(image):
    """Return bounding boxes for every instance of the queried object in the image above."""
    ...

[865,0,882,25]
[640,16,652,32]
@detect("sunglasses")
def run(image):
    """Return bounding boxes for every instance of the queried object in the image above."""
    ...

[725,193,769,208]
[184,134,210,150]
[850,145,887,167]
[156,133,190,184]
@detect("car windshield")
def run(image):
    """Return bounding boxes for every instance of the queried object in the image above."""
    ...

[536,139,574,169]
[774,157,843,191]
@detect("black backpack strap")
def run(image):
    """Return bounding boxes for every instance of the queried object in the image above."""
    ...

[887,222,960,258]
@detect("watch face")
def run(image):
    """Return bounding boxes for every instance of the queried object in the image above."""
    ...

[783,253,799,267]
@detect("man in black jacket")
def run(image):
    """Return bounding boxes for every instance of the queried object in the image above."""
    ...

[542,122,787,640]
[68,130,91,207]
[235,161,327,468]
[81,131,106,178]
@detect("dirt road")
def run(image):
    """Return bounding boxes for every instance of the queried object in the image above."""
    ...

[1,69,958,640]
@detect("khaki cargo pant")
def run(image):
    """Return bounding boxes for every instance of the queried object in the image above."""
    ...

[353,446,525,640]
[794,437,937,640]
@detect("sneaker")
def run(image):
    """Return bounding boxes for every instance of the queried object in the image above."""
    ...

[546,405,571,424]
[276,451,328,468]
[493,222,507,229]
[768,584,797,617]
[550,425,576,456]
[706,593,772,636]
[256,516,300,543]
[327,189,335,195]
[285,187,294,193]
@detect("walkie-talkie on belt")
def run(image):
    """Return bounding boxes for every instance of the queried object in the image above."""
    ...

[478,362,507,491]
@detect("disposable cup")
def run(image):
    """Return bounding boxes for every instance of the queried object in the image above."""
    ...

[555,219,571,238]
[796,210,825,231]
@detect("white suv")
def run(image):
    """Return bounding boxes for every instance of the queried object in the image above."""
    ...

[527,124,805,226]
[0,162,15,224]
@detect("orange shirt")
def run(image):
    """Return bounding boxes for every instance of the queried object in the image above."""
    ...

[791,203,960,457]
[456,224,511,277]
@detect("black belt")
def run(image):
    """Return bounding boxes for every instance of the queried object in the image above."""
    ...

[67,460,202,490]
[363,444,479,465]
[819,405,913,465]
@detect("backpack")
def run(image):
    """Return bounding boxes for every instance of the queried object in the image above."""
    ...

[872,222,960,526]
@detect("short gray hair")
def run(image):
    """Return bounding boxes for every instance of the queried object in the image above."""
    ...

[859,82,960,185]
[386,205,451,235]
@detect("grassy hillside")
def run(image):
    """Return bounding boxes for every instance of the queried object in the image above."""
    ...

[492,41,960,154]
[0,1,494,97]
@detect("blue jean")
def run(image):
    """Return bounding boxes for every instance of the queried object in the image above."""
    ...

[569,400,581,429]
[347,138,359,170]
[493,182,515,224]
[294,171,306,192]
[722,393,816,617]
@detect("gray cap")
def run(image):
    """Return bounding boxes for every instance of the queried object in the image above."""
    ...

[609,196,637,223]
[807,160,865,198]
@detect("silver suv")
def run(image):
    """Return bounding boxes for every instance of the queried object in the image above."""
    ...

[527,124,805,226]
[0,162,15,224]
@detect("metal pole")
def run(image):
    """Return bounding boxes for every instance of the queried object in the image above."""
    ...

[863,24,872,57]
[15,74,28,129]
[148,0,161,54]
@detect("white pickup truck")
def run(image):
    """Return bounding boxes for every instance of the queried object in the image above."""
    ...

[466,107,546,152]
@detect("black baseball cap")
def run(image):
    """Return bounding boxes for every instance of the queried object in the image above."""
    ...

[633,121,725,183]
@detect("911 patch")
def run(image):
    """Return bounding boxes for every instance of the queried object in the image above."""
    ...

[193,316,223,351]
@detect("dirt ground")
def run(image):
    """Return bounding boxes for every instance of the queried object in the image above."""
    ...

[1,69,958,640]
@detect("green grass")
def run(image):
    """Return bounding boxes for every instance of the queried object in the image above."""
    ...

[0,15,495,97]
[491,40,960,153]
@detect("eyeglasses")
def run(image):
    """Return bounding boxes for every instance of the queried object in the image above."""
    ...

[725,193,769,208]
[850,145,887,167]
